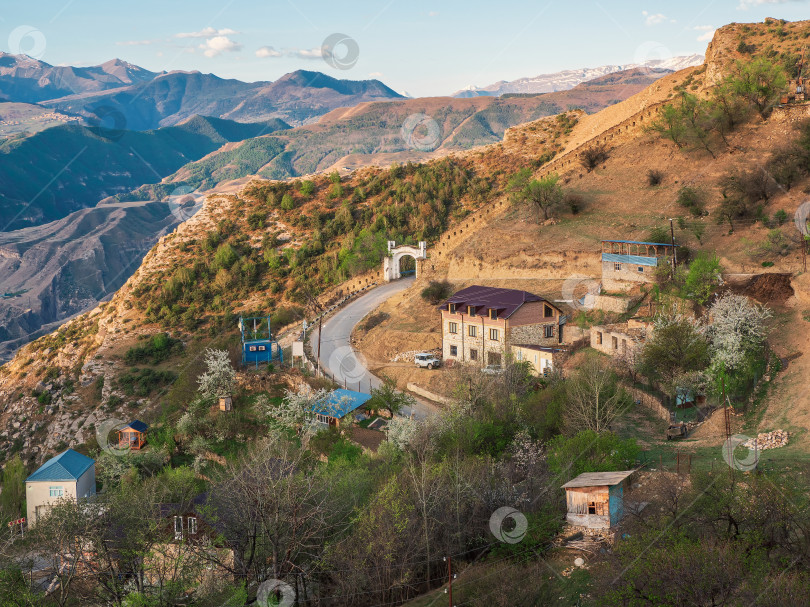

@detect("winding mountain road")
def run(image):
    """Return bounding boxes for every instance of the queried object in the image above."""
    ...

[309,277,437,420]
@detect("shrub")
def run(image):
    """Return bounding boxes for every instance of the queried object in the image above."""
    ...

[647,226,671,244]
[579,144,609,172]
[563,191,584,214]
[299,180,315,197]
[125,333,183,365]
[362,312,389,331]
[774,209,788,225]
[682,252,723,304]
[421,280,453,304]
[247,211,266,230]
[214,243,239,269]
[280,194,295,211]
[646,169,664,186]
[676,186,706,217]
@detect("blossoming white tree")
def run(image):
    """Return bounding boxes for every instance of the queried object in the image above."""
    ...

[707,293,772,372]
[386,416,419,450]
[197,349,237,398]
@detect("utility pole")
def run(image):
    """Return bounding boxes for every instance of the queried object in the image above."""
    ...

[444,556,454,607]
[668,218,677,274]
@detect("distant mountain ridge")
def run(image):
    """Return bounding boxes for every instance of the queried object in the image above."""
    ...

[452,54,704,97]
[0,53,159,102]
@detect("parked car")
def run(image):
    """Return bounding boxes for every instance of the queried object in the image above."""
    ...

[414,353,441,369]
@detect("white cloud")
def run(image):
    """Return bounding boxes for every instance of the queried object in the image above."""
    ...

[642,10,668,26]
[256,46,282,58]
[694,25,717,42]
[200,36,242,58]
[176,27,239,39]
[292,47,323,60]
[368,71,383,78]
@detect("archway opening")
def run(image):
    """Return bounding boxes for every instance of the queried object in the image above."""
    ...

[398,254,416,277]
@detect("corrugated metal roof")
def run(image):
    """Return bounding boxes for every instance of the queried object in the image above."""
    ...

[442,286,548,319]
[26,449,94,483]
[312,389,372,418]
[561,470,635,488]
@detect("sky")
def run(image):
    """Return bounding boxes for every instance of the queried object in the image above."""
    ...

[2,0,809,97]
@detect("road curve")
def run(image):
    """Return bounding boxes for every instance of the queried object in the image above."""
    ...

[309,277,437,420]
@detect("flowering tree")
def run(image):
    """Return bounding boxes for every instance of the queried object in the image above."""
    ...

[386,416,419,450]
[706,293,771,373]
[197,349,237,398]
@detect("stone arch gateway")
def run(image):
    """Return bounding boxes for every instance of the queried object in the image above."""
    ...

[382,241,427,282]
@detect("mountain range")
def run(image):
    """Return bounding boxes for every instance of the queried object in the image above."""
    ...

[452,54,704,97]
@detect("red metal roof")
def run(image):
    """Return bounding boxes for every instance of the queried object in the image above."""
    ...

[443,286,547,319]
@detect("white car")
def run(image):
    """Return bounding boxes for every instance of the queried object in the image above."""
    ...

[414,353,441,369]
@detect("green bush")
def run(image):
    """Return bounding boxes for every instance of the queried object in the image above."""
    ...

[421,280,453,304]
[125,333,183,365]
[676,186,706,217]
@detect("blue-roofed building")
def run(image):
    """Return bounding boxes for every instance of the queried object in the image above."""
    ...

[312,389,372,427]
[601,240,674,291]
[25,449,96,527]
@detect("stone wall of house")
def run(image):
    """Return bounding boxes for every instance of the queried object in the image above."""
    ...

[507,322,559,347]
[602,260,657,291]
[591,294,637,313]
[442,316,506,366]
[590,325,641,357]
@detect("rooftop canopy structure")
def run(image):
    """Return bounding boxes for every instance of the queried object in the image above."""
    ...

[312,388,372,427]
[239,316,283,368]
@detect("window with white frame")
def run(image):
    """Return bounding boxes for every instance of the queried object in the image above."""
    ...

[489,328,499,341]
[448,322,458,334]
[544,325,554,338]
[188,516,198,535]
[614,262,622,271]
[468,325,477,338]
[49,486,64,497]
[174,516,183,540]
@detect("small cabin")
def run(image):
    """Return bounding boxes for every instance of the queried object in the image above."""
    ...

[218,396,233,412]
[312,389,372,427]
[561,470,635,529]
[117,420,148,450]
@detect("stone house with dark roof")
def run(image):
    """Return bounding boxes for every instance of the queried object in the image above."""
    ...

[440,286,565,368]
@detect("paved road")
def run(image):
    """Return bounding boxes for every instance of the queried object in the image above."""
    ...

[309,277,437,420]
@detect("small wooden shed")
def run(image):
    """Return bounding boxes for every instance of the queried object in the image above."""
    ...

[117,420,148,450]
[561,470,635,529]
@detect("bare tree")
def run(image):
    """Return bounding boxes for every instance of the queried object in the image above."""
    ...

[564,355,626,433]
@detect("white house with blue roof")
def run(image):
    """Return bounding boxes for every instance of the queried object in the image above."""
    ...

[312,389,372,427]
[26,449,96,528]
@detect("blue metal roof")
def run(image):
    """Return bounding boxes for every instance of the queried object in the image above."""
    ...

[312,389,372,419]
[122,420,148,433]
[601,240,674,247]
[26,449,94,483]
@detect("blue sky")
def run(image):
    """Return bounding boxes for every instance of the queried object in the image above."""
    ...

[2,0,809,96]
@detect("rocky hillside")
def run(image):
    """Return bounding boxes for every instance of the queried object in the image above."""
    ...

[2,18,810,469]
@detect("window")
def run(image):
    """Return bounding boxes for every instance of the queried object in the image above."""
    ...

[49,486,63,498]
[248,345,257,352]
[544,304,554,318]
[614,262,622,271]
[448,322,458,334]
[544,325,554,338]
[596,332,603,345]
[638,266,644,273]
[174,516,183,540]
[516,350,522,361]
[449,303,456,313]
[188,517,198,535]
[489,308,498,320]
[612,336,618,350]
[468,325,477,338]
[588,501,597,515]
[469,348,478,361]
[257,345,266,351]
[449,345,458,356]
[489,328,499,341]
[467,305,476,316]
